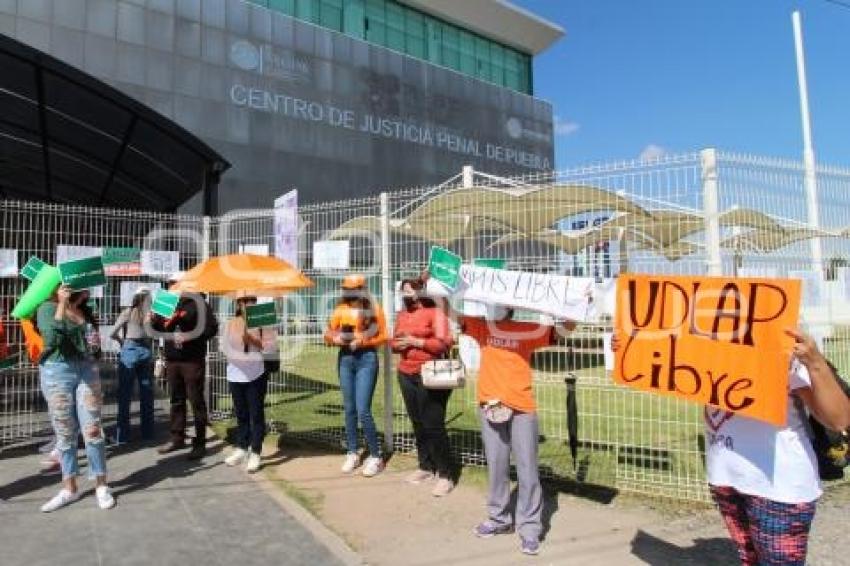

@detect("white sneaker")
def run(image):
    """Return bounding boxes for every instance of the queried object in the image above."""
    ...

[362,456,384,477]
[341,453,359,473]
[40,488,80,513]
[244,452,261,473]
[95,486,115,510]
[225,448,247,467]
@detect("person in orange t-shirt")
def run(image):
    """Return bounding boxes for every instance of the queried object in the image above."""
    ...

[324,274,387,477]
[461,304,575,557]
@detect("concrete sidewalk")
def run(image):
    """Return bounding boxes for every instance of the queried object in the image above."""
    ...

[0,434,358,566]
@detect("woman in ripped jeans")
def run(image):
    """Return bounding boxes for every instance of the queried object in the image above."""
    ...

[36,285,115,512]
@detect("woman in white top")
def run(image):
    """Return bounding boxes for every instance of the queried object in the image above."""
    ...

[613,329,850,565]
[223,295,277,473]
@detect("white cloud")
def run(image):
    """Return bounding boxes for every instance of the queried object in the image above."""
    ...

[638,144,667,161]
[553,116,580,137]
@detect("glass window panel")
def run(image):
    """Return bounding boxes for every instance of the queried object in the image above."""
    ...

[365,0,386,46]
[269,0,295,16]
[342,0,365,38]
[474,36,490,81]
[319,0,342,31]
[459,30,475,75]
[386,2,404,52]
[490,43,505,87]
[441,24,459,70]
[404,9,425,58]
[296,0,318,23]
[425,20,440,63]
[247,0,269,7]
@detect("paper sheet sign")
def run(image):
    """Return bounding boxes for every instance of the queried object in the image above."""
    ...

[613,274,801,426]
[428,246,462,290]
[58,256,107,290]
[245,302,277,328]
[151,290,180,318]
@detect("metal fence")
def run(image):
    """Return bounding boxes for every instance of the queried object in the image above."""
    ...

[2,148,849,502]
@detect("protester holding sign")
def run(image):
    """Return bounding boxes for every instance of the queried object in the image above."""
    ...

[611,329,850,565]
[222,295,277,473]
[110,287,155,444]
[324,274,388,477]
[423,270,576,556]
[391,277,455,496]
[151,274,219,460]
[36,285,115,512]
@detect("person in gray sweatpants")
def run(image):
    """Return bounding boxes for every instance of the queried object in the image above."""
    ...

[479,408,542,543]
[459,306,575,556]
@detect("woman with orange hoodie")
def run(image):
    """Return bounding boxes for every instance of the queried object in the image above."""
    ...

[324,275,388,477]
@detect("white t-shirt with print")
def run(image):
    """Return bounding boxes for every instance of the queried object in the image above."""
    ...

[705,359,821,504]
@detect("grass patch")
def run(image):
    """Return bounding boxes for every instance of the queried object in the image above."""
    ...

[209,339,709,501]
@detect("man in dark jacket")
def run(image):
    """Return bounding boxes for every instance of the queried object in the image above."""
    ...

[151,281,218,460]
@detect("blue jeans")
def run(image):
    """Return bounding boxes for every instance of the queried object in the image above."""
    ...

[40,359,107,479]
[116,340,155,443]
[338,349,380,457]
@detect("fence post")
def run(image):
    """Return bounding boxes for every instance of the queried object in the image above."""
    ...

[379,192,394,455]
[202,215,212,413]
[701,148,723,276]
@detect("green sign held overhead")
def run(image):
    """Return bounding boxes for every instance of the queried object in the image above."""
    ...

[58,256,106,290]
[20,256,46,281]
[103,247,140,265]
[151,289,180,318]
[245,302,277,329]
[428,246,462,290]
[473,258,506,269]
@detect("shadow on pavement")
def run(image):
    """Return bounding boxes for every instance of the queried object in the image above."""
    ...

[630,529,738,565]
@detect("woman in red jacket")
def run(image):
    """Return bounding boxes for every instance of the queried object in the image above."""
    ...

[391,277,455,497]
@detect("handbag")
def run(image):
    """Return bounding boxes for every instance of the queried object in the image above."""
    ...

[421,346,465,390]
[259,328,280,374]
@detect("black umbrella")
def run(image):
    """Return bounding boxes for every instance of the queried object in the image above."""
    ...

[565,372,579,469]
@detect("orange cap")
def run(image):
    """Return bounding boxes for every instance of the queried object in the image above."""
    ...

[341,274,366,289]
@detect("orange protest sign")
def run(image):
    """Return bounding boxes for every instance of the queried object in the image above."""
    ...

[613,274,801,426]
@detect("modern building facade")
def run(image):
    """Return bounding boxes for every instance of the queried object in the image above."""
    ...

[0,0,563,213]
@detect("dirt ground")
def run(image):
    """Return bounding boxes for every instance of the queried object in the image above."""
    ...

[254,442,850,566]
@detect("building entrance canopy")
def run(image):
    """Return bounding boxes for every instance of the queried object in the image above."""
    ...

[0,34,229,212]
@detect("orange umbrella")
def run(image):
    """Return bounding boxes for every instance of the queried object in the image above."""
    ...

[170,254,313,297]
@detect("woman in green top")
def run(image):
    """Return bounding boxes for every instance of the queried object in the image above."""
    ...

[37,285,115,512]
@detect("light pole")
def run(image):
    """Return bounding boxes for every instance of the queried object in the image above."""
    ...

[792,10,823,274]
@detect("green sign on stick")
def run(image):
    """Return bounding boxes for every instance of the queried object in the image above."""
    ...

[245,302,277,329]
[473,258,506,269]
[20,256,46,281]
[428,246,462,290]
[151,289,180,318]
[58,256,106,290]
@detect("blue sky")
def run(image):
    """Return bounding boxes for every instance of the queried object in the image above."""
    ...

[513,0,850,168]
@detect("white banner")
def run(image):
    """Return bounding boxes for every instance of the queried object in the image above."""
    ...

[0,249,18,277]
[56,245,101,264]
[141,250,180,276]
[313,240,349,270]
[455,265,597,322]
[239,244,269,256]
[274,189,299,267]
[119,281,160,307]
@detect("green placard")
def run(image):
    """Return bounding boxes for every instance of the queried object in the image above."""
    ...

[102,246,141,265]
[0,353,19,370]
[245,302,277,329]
[20,256,46,281]
[474,258,506,269]
[58,256,106,290]
[151,290,180,318]
[428,246,462,290]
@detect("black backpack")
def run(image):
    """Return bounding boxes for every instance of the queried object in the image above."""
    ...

[809,362,850,480]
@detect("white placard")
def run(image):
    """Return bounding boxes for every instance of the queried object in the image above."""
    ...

[456,265,597,322]
[462,300,487,317]
[56,245,101,264]
[737,266,779,278]
[313,240,350,270]
[603,332,614,371]
[119,281,159,307]
[274,189,299,267]
[141,250,180,276]
[839,267,850,302]
[0,249,18,277]
[790,270,824,308]
[240,244,269,256]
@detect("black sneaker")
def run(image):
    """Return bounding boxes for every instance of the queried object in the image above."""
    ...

[187,445,206,461]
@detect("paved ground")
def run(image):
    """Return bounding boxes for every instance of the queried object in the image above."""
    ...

[262,445,850,566]
[0,431,354,566]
